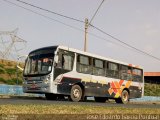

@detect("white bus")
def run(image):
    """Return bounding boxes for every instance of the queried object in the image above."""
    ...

[23,45,144,104]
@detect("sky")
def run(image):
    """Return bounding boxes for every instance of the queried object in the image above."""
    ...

[0,0,160,72]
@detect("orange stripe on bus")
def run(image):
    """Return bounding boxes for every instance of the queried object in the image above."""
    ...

[119,80,124,86]
[114,81,120,89]
[125,81,132,88]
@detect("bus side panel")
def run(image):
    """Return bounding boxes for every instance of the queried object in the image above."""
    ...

[107,79,132,99]
[82,81,110,97]
[84,75,111,97]
[55,71,143,99]
[56,72,111,97]
[107,80,143,99]
[57,76,81,95]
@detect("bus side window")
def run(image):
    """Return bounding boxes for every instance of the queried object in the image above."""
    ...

[62,54,74,71]
[56,50,74,71]
[107,62,119,78]
[127,67,132,80]
[77,55,91,74]
[120,65,132,80]
[93,59,105,76]
[132,69,143,82]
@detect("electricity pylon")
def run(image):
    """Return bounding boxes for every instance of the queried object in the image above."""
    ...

[0,28,27,60]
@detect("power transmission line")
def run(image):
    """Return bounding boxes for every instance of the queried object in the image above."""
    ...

[89,0,105,25]
[3,0,160,61]
[2,0,118,47]
[91,25,160,61]
[15,0,84,23]
[2,0,83,32]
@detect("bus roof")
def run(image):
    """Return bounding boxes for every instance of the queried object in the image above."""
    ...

[29,46,58,54]
[58,45,142,69]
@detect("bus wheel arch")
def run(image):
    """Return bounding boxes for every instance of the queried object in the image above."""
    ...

[123,88,130,97]
[70,83,84,102]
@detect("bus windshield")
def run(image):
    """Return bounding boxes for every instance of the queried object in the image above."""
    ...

[24,47,57,76]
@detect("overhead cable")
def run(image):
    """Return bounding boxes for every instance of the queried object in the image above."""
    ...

[15,0,85,23]
[2,0,118,46]
[91,25,160,61]
[89,0,105,25]
[2,0,160,61]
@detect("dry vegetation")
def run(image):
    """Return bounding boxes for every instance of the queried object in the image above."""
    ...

[0,104,159,114]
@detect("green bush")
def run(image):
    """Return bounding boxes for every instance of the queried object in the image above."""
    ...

[6,79,15,85]
[0,68,5,74]
[144,83,160,96]
[0,64,4,68]
[6,68,17,75]
[5,78,23,85]
[0,77,6,83]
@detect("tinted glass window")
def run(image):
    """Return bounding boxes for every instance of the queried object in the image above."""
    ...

[107,62,119,78]
[80,56,89,65]
[108,63,118,71]
[77,55,91,74]
[95,59,103,68]
[62,54,73,70]
[24,47,57,76]
[132,68,143,82]
[93,59,105,76]
[120,66,132,80]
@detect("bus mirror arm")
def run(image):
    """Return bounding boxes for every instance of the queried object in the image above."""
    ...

[54,62,57,67]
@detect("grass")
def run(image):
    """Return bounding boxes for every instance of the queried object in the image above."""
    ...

[0,104,159,114]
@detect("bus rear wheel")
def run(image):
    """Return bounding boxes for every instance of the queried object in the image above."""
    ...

[45,93,57,100]
[70,85,82,102]
[94,97,108,103]
[115,90,129,104]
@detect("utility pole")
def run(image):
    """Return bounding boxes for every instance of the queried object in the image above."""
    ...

[84,0,105,52]
[84,18,89,52]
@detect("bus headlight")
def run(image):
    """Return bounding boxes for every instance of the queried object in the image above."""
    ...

[43,75,50,84]
[44,79,49,84]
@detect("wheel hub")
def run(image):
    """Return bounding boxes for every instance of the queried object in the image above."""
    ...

[73,89,80,98]
[122,93,128,101]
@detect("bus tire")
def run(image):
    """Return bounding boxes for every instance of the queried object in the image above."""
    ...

[45,93,57,100]
[70,85,82,102]
[115,98,122,103]
[94,97,108,103]
[115,90,129,104]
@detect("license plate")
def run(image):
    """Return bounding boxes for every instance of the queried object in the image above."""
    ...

[31,84,37,89]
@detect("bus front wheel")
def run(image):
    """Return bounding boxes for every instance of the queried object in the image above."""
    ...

[70,85,82,102]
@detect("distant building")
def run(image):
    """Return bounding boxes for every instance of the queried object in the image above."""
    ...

[144,72,160,84]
